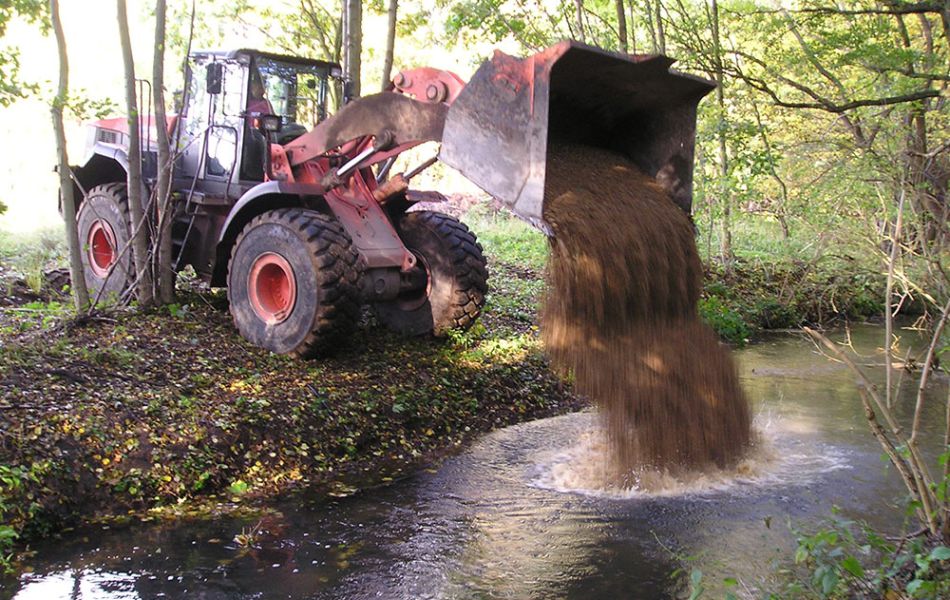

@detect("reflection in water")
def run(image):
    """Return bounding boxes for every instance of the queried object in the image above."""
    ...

[6,323,947,599]
[12,570,137,600]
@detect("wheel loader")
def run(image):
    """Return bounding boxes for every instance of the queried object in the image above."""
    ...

[67,41,713,357]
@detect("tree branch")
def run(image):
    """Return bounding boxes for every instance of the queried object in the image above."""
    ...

[730,51,940,114]
[796,3,943,17]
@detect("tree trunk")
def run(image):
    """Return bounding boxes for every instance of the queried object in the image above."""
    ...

[710,0,732,264]
[343,0,362,99]
[117,0,153,305]
[153,0,174,304]
[49,0,89,313]
[574,0,585,42]
[381,0,398,91]
[616,0,628,52]
[627,0,637,53]
[645,0,658,52]
[655,0,666,53]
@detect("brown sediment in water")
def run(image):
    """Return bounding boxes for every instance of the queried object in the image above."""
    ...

[541,143,751,477]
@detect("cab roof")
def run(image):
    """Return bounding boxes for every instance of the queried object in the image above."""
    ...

[189,49,342,75]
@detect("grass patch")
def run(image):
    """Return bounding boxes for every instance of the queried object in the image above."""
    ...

[466,210,547,272]
[0,227,68,294]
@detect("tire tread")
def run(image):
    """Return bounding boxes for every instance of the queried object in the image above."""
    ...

[228,208,362,357]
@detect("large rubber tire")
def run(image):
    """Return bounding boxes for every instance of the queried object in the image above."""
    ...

[375,211,488,336]
[75,183,134,303]
[227,208,361,357]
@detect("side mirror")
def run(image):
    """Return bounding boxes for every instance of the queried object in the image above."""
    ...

[260,114,282,133]
[206,63,223,95]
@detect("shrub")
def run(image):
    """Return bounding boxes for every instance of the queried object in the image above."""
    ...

[699,296,750,344]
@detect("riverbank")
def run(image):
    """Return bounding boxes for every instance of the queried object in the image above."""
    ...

[0,211,886,572]
[0,261,581,569]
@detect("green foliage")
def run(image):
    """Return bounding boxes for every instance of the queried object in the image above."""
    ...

[688,568,705,600]
[0,462,46,573]
[699,295,750,344]
[0,227,67,295]
[850,289,885,319]
[753,298,798,329]
[228,480,250,496]
[441,0,558,51]
[0,0,47,106]
[166,303,188,318]
[63,91,119,120]
[760,502,950,599]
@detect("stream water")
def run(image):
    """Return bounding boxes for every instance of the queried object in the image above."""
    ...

[4,323,946,599]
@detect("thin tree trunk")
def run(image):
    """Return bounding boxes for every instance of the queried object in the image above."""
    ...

[655,0,666,53]
[49,0,89,313]
[885,189,906,409]
[645,0,658,52]
[574,0,585,42]
[615,0,628,52]
[699,143,713,259]
[627,0,637,53]
[710,0,731,265]
[117,0,153,305]
[343,0,362,99]
[943,381,950,542]
[750,94,791,239]
[153,0,174,304]
[381,0,398,91]
[716,103,732,267]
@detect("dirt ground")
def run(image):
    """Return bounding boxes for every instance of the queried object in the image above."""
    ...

[0,259,582,544]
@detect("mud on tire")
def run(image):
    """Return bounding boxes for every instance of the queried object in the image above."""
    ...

[227,208,361,357]
[375,211,488,336]
[75,183,134,304]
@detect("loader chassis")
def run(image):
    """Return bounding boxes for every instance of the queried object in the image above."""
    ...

[70,48,489,355]
[68,41,712,358]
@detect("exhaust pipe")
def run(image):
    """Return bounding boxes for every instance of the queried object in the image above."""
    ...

[439,40,715,234]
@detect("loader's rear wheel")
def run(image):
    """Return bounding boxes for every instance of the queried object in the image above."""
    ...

[76,183,134,303]
[375,211,488,336]
[227,208,361,357]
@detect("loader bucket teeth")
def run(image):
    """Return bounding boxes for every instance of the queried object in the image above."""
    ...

[439,40,715,234]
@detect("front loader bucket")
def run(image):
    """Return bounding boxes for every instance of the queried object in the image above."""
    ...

[439,41,715,234]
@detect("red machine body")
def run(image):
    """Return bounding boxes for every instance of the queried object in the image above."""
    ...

[67,42,712,358]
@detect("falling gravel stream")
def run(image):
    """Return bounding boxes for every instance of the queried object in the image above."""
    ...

[5,323,946,599]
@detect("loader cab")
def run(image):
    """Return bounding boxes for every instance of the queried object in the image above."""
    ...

[176,49,343,192]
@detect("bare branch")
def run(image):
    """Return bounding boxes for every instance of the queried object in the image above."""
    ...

[738,3,944,17]
[796,3,943,17]
[729,51,941,114]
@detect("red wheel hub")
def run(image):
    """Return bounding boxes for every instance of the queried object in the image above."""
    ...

[397,251,431,311]
[247,252,297,325]
[87,219,117,277]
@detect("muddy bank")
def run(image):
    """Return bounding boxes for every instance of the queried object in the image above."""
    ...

[700,259,886,343]
[0,269,581,556]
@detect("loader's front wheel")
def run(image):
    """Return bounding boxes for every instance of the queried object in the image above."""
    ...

[76,183,134,304]
[228,208,361,357]
[375,211,488,336]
